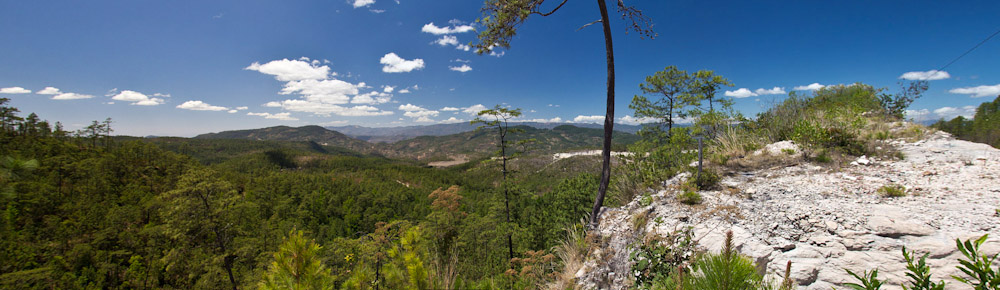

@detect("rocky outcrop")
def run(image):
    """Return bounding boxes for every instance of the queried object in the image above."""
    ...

[577,131,1000,289]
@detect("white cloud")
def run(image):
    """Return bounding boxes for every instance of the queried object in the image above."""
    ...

[36,87,62,95]
[449,64,472,72]
[452,59,470,63]
[0,87,31,94]
[725,87,786,98]
[906,105,977,122]
[754,87,786,95]
[522,117,563,123]
[245,58,331,81]
[280,79,359,104]
[228,109,238,113]
[248,112,299,121]
[948,84,1000,98]
[724,88,756,98]
[793,83,825,91]
[380,52,425,73]
[153,93,171,98]
[398,88,411,94]
[398,104,439,122]
[352,0,375,8]
[177,100,228,111]
[618,115,656,125]
[433,35,459,46]
[236,106,248,110]
[421,22,475,35]
[51,93,95,100]
[111,90,165,106]
[439,117,464,124]
[572,115,605,124]
[462,104,487,115]
[351,91,392,104]
[455,44,471,51]
[383,85,395,93]
[267,99,393,116]
[440,107,460,111]
[900,70,950,81]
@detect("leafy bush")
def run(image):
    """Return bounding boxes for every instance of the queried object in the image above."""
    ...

[953,234,999,289]
[878,184,907,198]
[678,190,703,205]
[845,269,884,290]
[901,246,945,290]
[630,227,697,288]
[690,168,720,191]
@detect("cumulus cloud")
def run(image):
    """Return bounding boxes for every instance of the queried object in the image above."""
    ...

[421,22,475,35]
[522,117,563,123]
[398,103,439,122]
[948,84,1000,98]
[51,93,95,100]
[351,91,392,104]
[0,87,31,94]
[724,88,756,98]
[455,44,471,51]
[380,53,425,73]
[755,87,786,95]
[906,105,977,122]
[245,58,331,81]
[572,115,605,124]
[111,90,165,106]
[793,83,825,91]
[725,87,787,98]
[899,70,950,81]
[440,107,460,111]
[36,87,62,95]
[280,79,359,104]
[177,100,228,111]
[398,88,411,94]
[462,104,487,115]
[433,35,459,46]
[248,112,299,121]
[449,64,472,72]
[383,85,395,93]
[352,0,375,8]
[618,115,657,125]
[266,100,393,116]
[439,117,464,124]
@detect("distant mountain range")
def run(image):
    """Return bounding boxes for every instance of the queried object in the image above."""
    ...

[195,124,640,162]
[329,122,643,143]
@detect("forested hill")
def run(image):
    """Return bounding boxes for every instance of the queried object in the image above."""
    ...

[195,124,641,162]
[194,125,380,155]
[330,122,644,143]
[385,124,640,161]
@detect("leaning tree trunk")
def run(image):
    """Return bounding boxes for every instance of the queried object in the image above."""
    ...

[590,0,615,227]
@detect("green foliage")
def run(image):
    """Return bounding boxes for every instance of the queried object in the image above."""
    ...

[690,168,720,191]
[677,190,702,206]
[878,184,907,198]
[933,96,1000,149]
[684,231,768,290]
[630,66,700,138]
[260,230,334,290]
[630,227,696,288]
[900,246,946,290]
[845,268,884,290]
[953,234,1000,289]
[879,81,928,119]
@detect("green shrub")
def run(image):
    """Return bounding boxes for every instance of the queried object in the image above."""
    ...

[901,246,946,290]
[630,227,697,288]
[845,269,884,290]
[814,150,832,163]
[678,190,702,205]
[878,184,907,198]
[640,193,653,207]
[690,168,720,190]
[685,231,765,290]
[953,234,999,289]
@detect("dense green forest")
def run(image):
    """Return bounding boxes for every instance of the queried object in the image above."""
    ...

[932,95,1000,148]
[0,97,607,289]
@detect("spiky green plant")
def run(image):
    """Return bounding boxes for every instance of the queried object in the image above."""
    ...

[901,246,945,290]
[953,234,999,290]
[686,231,762,290]
[260,230,335,290]
[844,268,883,290]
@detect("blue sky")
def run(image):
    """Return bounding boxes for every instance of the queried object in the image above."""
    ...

[1,0,998,136]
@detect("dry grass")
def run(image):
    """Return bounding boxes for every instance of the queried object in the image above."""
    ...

[548,221,590,290]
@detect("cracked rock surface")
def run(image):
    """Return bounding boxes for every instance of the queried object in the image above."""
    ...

[576,131,1000,290]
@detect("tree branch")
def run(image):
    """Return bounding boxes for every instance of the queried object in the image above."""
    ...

[577,19,602,31]
[534,0,569,16]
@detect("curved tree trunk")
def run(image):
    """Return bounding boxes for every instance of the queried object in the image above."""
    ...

[590,0,615,227]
